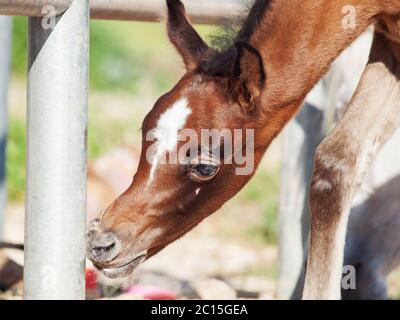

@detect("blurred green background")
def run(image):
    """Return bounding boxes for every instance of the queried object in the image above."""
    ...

[7,17,279,245]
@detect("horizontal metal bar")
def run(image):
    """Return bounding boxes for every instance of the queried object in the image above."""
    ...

[0,0,243,24]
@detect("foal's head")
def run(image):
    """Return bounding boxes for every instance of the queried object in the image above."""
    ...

[87,0,274,279]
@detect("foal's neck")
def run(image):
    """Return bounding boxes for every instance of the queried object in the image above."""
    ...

[250,0,379,109]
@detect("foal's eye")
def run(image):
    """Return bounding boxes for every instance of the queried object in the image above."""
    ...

[189,160,220,182]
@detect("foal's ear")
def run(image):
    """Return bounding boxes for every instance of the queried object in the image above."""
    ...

[166,0,210,70]
[230,41,266,111]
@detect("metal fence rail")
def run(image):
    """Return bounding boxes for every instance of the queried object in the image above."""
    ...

[0,0,243,24]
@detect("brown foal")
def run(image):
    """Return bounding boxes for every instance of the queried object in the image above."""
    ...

[87,0,400,299]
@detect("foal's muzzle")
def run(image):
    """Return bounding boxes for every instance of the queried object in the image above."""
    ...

[86,220,121,264]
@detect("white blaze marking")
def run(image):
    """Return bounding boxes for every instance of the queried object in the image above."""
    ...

[147,98,191,186]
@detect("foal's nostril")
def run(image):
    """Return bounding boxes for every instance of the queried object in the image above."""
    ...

[92,241,115,256]
[89,232,120,263]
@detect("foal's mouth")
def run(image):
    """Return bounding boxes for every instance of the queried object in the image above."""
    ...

[94,252,147,279]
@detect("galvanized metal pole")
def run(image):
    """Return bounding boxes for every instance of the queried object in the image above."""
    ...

[24,0,89,300]
[0,16,12,242]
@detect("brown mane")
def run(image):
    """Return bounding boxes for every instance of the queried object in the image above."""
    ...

[200,0,273,77]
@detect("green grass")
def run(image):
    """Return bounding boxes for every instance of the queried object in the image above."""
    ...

[247,263,278,279]
[239,167,280,244]
[12,18,216,95]
[87,109,141,160]
[6,118,26,202]
[88,20,215,94]
[6,113,136,202]
[11,17,27,76]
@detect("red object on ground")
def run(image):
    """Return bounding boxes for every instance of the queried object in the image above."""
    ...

[86,269,98,289]
[125,285,177,300]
